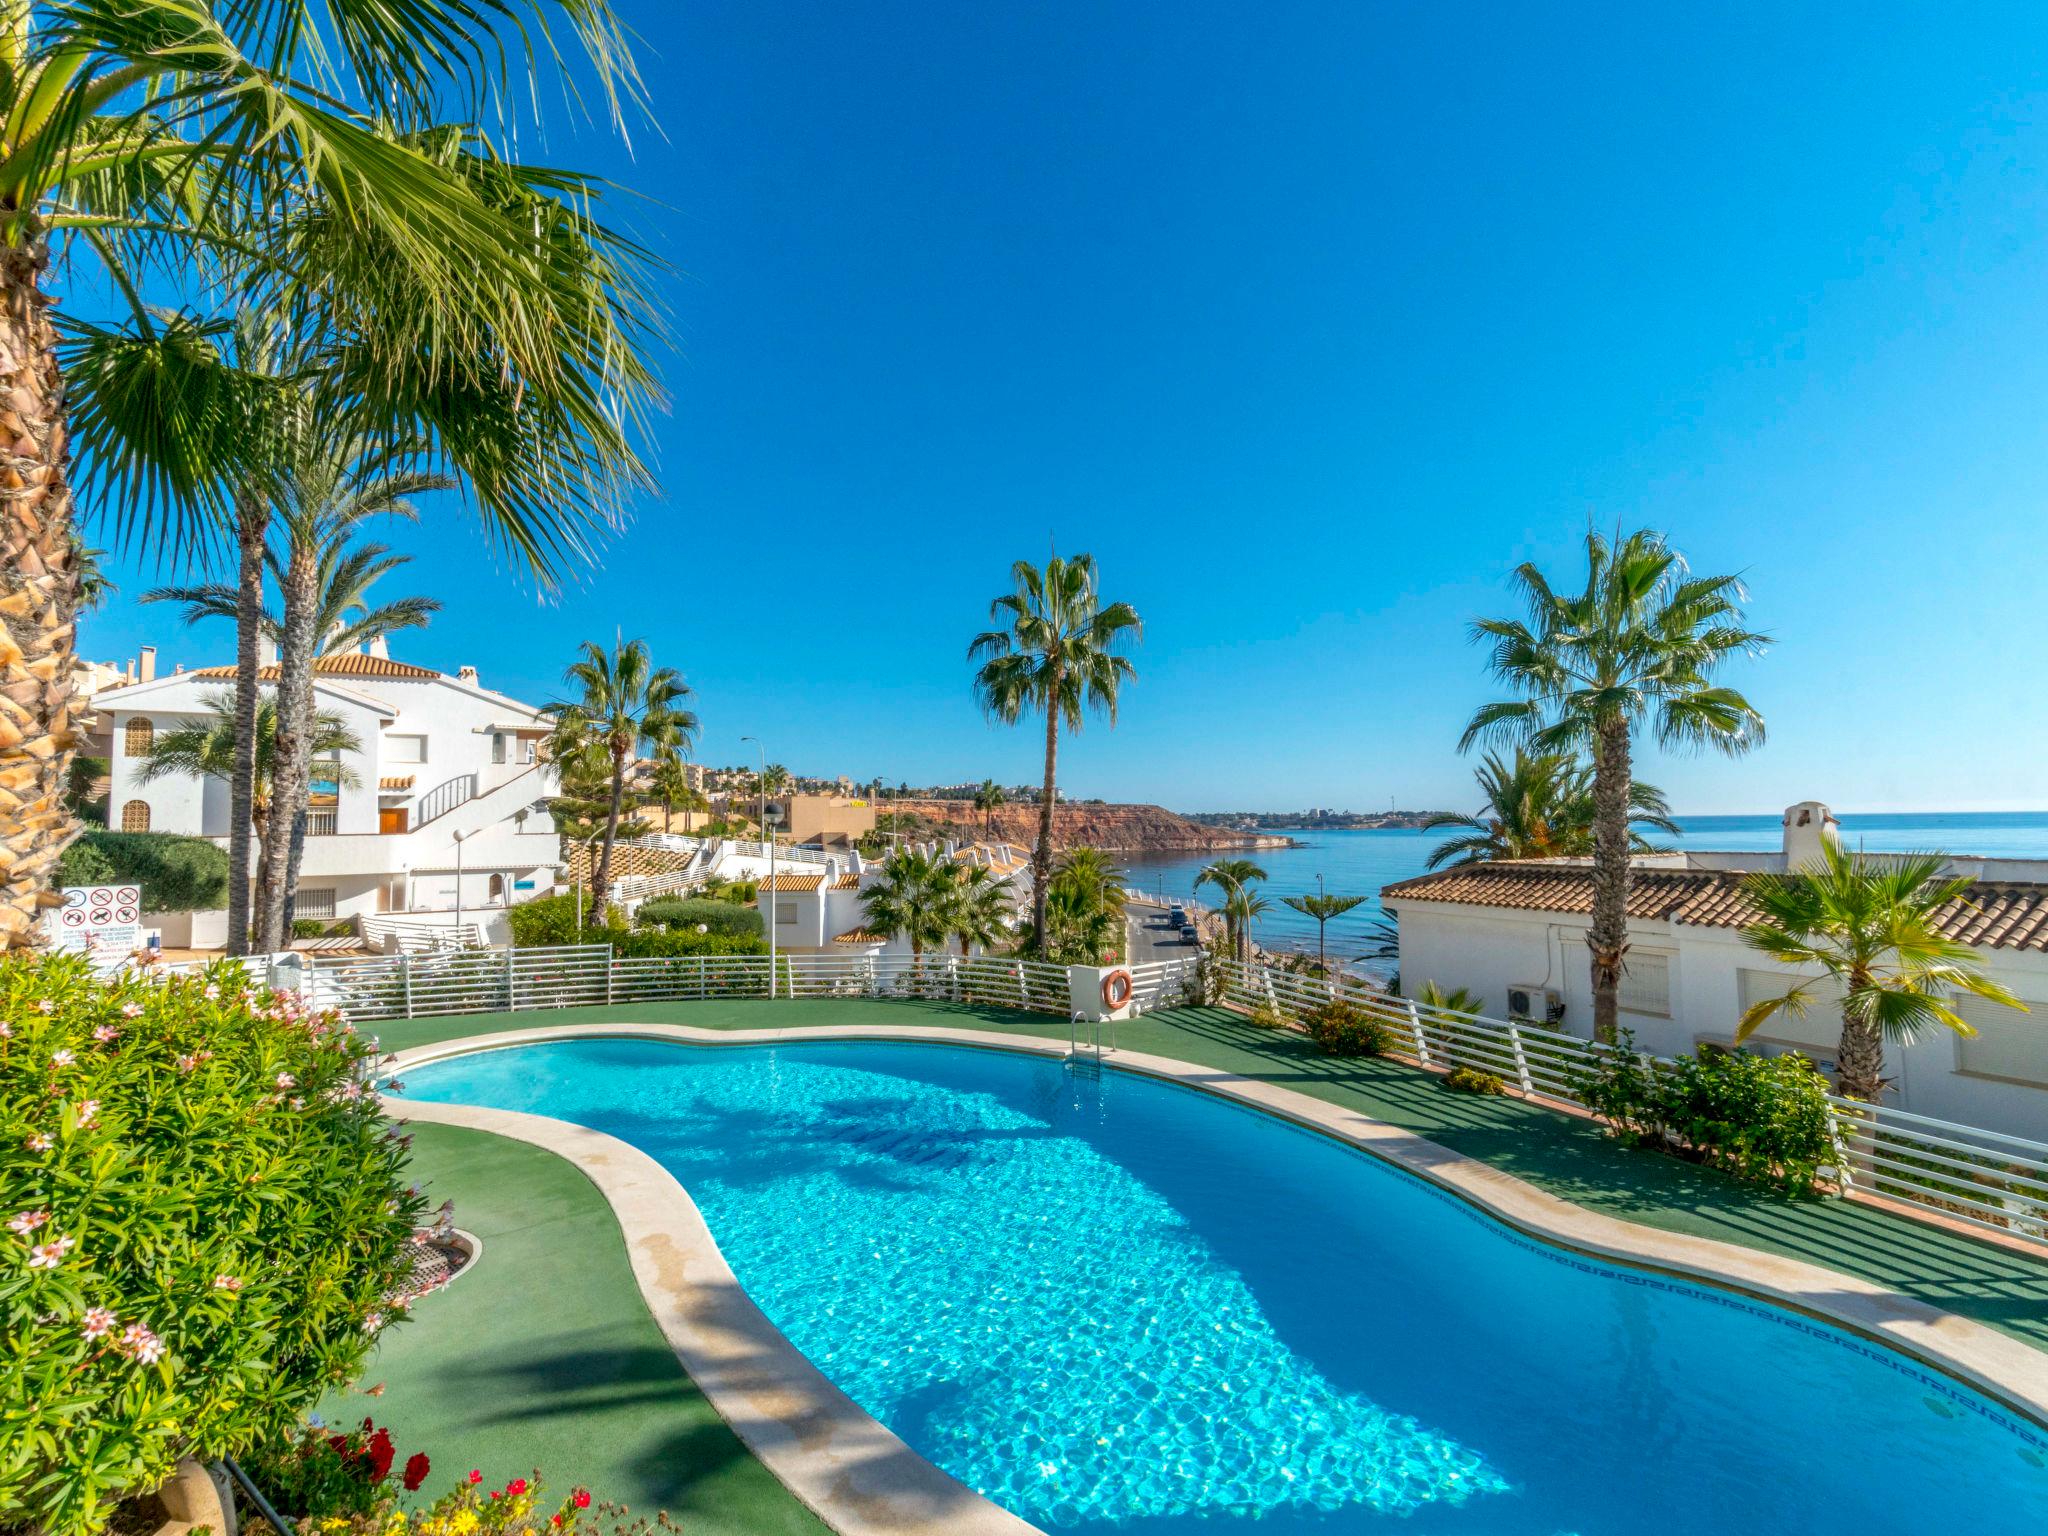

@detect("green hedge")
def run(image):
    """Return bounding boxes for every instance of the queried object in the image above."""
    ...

[505,894,766,957]
[637,897,764,938]
[54,831,230,912]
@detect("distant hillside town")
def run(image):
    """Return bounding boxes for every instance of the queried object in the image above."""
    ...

[1185,808,1450,832]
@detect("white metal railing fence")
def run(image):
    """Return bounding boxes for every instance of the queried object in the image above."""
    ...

[358,915,485,953]
[608,868,706,905]
[1207,956,2048,1247]
[625,834,705,856]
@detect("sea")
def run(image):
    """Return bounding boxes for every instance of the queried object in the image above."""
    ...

[1118,811,2048,969]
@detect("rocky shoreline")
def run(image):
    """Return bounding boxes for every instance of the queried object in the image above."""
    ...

[889,799,1298,853]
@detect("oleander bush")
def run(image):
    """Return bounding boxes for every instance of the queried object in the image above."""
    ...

[636,898,764,938]
[0,954,424,1535]
[1569,1028,1834,1193]
[1442,1065,1507,1096]
[1303,998,1395,1057]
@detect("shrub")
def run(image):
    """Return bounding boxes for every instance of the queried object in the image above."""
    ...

[1247,999,1289,1030]
[1659,1047,1835,1193]
[637,898,764,938]
[52,831,230,912]
[295,1469,650,1536]
[0,954,424,1535]
[1568,1028,1834,1193]
[241,1416,434,1517]
[1303,998,1394,1058]
[1442,1066,1506,1096]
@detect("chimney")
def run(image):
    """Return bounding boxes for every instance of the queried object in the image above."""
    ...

[457,665,478,685]
[1781,801,1840,870]
[173,664,184,675]
[138,646,156,683]
[122,658,135,684]
[369,635,390,660]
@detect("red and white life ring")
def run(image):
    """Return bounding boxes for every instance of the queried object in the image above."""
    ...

[1100,968,1134,1009]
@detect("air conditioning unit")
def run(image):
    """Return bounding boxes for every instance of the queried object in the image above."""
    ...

[1507,985,1565,1025]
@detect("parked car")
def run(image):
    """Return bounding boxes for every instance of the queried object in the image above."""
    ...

[1168,906,1188,925]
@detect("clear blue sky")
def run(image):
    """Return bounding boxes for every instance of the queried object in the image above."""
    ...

[77,1,2048,814]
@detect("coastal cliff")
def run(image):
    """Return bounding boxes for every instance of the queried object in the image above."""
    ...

[891,799,1292,852]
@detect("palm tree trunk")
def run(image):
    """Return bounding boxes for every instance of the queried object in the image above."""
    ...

[593,746,625,920]
[257,541,320,950]
[1587,715,1633,1045]
[0,238,84,950]
[1835,1012,1887,1101]
[225,493,267,956]
[1032,670,1061,948]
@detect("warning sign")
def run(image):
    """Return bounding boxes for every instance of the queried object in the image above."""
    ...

[49,885,145,973]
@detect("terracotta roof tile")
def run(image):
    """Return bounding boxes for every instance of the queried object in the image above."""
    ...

[1381,861,2048,951]
[184,653,442,681]
[829,873,860,890]
[379,775,415,791]
[834,930,887,944]
[758,872,825,892]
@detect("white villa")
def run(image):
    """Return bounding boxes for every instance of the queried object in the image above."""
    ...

[754,841,1035,959]
[87,644,561,944]
[1382,800,2048,1138]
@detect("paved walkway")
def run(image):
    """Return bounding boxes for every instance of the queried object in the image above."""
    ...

[356,998,2048,1528]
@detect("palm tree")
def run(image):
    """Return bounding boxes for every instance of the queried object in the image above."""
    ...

[1279,891,1368,974]
[1221,886,1272,965]
[137,694,360,917]
[649,758,706,835]
[969,554,1142,946]
[1196,858,1268,962]
[1040,875,1123,964]
[147,533,443,660]
[1419,980,1483,1015]
[974,778,1007,837]
[1422,749,1679,870]
[860,848,959,967]
[1462,528,1768,1043]
[1736,843,2025,1101]
[946,865,1013,957]
[1,0,657,949]
[545,640,697,918]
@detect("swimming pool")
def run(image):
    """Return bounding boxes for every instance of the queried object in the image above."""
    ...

[396,1037,2048,1534]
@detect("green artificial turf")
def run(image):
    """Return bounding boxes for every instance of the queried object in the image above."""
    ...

[324,1123,826,1534]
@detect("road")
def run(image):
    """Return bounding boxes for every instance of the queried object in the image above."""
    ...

[1124,896,1205,964]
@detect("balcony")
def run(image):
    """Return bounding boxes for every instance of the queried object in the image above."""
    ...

[307,812,338,837]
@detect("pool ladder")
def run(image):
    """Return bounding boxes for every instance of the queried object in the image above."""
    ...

[1067,1009,1115,1069]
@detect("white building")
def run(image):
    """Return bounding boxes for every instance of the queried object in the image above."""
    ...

[90,649,560,942]
[1381,801,2048,1138]
[755,841,1034,959]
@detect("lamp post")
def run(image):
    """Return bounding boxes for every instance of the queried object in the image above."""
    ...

[742,735,775,999]
[453,829,468,932]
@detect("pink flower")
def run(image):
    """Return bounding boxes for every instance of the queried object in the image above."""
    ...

[74,1100,99,1129]
[81,1306,118,1340]
[212,1274,243,1292]
[91,1024,119,1044]
[117,1323,164,1364]
[361,1311,385,1333]
[0,1021,12,1038]
[28,1236,74,1269]
[6,1210,48,1235]
[24,1132,52,1153]
[202,984,220,1001]
[49,1049,73,1067]
[275,1072,296,1090]
[120,1002,145,1019]
[34,999,54,1014]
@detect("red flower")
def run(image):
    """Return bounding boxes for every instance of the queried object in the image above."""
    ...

[403,1453,431,1493]
[572,1491,591,1510]
[506,1478,528,1497]
[550,1519,563,1529]
[365,1427,395,1483]
[489,1491,501,1502]
[469,1471,484,1485]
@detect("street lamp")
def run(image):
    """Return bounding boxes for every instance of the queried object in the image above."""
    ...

[742,735,776,999]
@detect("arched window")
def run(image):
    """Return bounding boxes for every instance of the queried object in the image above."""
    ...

[120,799,151,832]
[123,716,154,756]
[488,873,507,905]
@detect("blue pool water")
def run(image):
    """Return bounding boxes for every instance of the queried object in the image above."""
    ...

[397,1038,2048,1534]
